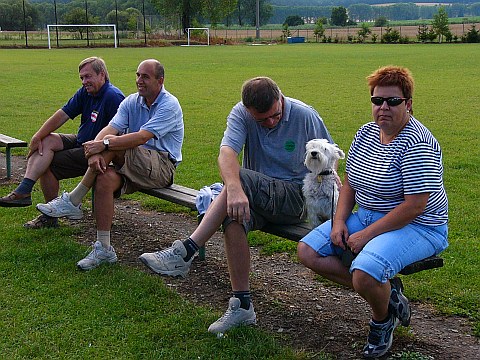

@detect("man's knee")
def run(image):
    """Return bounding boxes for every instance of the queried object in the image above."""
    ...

[42,133,64,151]
[95,170,122,192]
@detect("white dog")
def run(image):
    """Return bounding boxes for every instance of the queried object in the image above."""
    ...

[302,139,345,228]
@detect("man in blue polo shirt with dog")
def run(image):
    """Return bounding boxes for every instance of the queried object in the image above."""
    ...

[0,57,124,229]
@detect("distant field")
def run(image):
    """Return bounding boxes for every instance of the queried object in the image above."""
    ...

[1,21,479,48]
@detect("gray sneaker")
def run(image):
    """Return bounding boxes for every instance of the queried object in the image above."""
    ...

[389,277,411,327]
[77,241,117,271]
[207,297,257,334]
[139,240,193,278]
[363,314,399,358]
[36,191,83,220]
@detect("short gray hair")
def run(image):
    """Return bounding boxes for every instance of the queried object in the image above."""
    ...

[78,57,109,81]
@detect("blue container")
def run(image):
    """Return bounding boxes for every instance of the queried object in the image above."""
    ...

[287,36,305,43]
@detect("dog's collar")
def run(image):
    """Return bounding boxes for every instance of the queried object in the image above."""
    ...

[318,170,334,176]
[315,169,335,183]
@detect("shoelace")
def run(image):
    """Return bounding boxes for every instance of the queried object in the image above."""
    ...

[367,328,383,345]
[84,243,101,258]
[217,304,237,322]
[154,247,179,260]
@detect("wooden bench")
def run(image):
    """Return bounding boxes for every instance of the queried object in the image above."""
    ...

[0,134,28,179]
[141,184,444,275]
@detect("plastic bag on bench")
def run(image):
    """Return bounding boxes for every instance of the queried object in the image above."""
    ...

[195,182,223,217]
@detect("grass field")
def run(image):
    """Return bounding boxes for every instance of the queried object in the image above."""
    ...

[0,44,479,358]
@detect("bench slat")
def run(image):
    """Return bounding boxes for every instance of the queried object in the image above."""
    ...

[139,184,443,275]
[0,133,28,179]
[0,134,28,147]
[141,186,198,210]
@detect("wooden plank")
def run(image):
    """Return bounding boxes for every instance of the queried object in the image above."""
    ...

[0,134,28,147]
[140,186,197,210]
[139,183,444,275]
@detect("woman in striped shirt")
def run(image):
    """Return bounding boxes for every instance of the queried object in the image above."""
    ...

[298,66,448,358]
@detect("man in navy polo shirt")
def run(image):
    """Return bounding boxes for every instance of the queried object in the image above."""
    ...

[0,57,125,229]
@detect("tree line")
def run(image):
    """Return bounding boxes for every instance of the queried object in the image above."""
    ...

[1,0,479,33]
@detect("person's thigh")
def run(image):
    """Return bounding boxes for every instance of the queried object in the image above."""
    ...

[116,147,175,196]
[352,222,448,283]
[50,141,88,180]
[239,168,304,231]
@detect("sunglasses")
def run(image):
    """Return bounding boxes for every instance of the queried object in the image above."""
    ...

[371,96,408,107]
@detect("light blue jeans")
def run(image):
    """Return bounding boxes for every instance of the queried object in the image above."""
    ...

[300,207,449,283]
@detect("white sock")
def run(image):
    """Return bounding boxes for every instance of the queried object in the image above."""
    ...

[97,230,111,248]
[69,183,90,206]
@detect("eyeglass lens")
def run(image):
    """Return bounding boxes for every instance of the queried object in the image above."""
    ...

[371,97,407,107]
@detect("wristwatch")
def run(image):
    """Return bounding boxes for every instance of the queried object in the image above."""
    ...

[103,138,110,151]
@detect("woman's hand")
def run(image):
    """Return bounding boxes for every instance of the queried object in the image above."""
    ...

[331,221,349,249]
[346,230,370,254]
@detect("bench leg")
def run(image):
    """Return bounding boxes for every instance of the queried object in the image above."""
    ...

[197,214,206,261]
[6,146,12,179]
[198,246,205,261]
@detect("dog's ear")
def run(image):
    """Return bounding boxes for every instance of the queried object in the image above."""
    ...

[334,144,345,159]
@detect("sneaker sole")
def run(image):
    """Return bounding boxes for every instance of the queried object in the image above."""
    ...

[77,258,118,271]
[23,222,59,229]
[208,318,257,334]
[138,256,188,278]
[0,201,32,207]
[36,205,83,219]
[390,277,411,327]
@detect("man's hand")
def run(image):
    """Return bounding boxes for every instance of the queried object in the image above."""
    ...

[225,184,250,224]
[87,153,107,174]
[83,139,106,158]
[27,135,43,158]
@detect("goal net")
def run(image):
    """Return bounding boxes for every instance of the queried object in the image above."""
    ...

[185,27,210,46]
[47,24,117,49]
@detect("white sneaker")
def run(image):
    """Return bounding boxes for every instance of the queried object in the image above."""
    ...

[77,241,117,271]
[208,297,257,334]
[36,191,83,220]
[139,240,193,278]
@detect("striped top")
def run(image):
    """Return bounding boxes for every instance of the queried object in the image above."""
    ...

[346,116,448,226]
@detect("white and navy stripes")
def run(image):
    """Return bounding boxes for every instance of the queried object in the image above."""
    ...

[346,116,448,226]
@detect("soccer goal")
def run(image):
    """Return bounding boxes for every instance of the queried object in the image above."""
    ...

[185,27,210,46]
[47,24,117,49]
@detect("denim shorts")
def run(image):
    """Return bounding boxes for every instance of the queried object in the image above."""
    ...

[300,207,449,283]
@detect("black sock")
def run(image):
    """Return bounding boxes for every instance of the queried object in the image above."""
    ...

[15,178,35,195]
[233,291,251,310]
[182,238,199,262]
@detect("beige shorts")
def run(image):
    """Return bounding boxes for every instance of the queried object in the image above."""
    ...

[115,147,175,196]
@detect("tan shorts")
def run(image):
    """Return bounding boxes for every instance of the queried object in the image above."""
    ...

[115,147,175,196]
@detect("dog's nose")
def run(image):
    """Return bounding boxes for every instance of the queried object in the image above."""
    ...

[310,151,318,157]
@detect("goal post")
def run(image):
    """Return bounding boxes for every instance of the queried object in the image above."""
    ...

[47,24,117,49]
[186,27,210,46]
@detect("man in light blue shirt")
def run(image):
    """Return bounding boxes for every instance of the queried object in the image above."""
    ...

[37,59,184,271]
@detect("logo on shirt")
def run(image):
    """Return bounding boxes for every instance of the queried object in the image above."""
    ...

[284,140,295,152]
[91,111,99,122]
